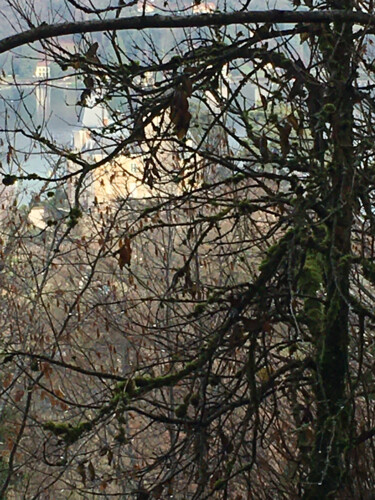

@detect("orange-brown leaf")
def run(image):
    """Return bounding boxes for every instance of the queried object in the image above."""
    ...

[88,461,96,481]
[118,237,132,269]
[14,389,24,402]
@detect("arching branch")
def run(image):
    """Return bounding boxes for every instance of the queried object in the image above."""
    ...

[0,9,374,55]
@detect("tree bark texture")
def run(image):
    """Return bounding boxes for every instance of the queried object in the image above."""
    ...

[304,1,354,497]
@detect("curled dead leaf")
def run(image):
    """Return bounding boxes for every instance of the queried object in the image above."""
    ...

[170,88,191,139]
[118,237,132,269]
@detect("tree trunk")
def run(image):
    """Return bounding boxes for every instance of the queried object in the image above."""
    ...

[304,1,354,497]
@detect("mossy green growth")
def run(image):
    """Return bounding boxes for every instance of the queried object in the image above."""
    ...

[325,290,342,330]
[315,224,330,247]
[43,421,92,444]
[298,250,324,337]
[193,302,206,316]
[140,206,154,217]
[258,231,293,276]
[363,260,375,286]
[338,254,352,269]
[298,251,324,294]
[232,172,246,184]
[111,379,136,404]
[190,393,200,407]
[258,242,280,272]
[67,207,82,228]
[134,375,152,387]
[99,404,113,417]
[237,199,254,214]
[115,427,127,444]
[175,404,188,418]
[114,380,126,391]
[125,379,137,396]
[207,293,218,305]
[323,103,336,114]
[213,478,226,490]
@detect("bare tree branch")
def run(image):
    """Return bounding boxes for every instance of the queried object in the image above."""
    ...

[0,9,375,55]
